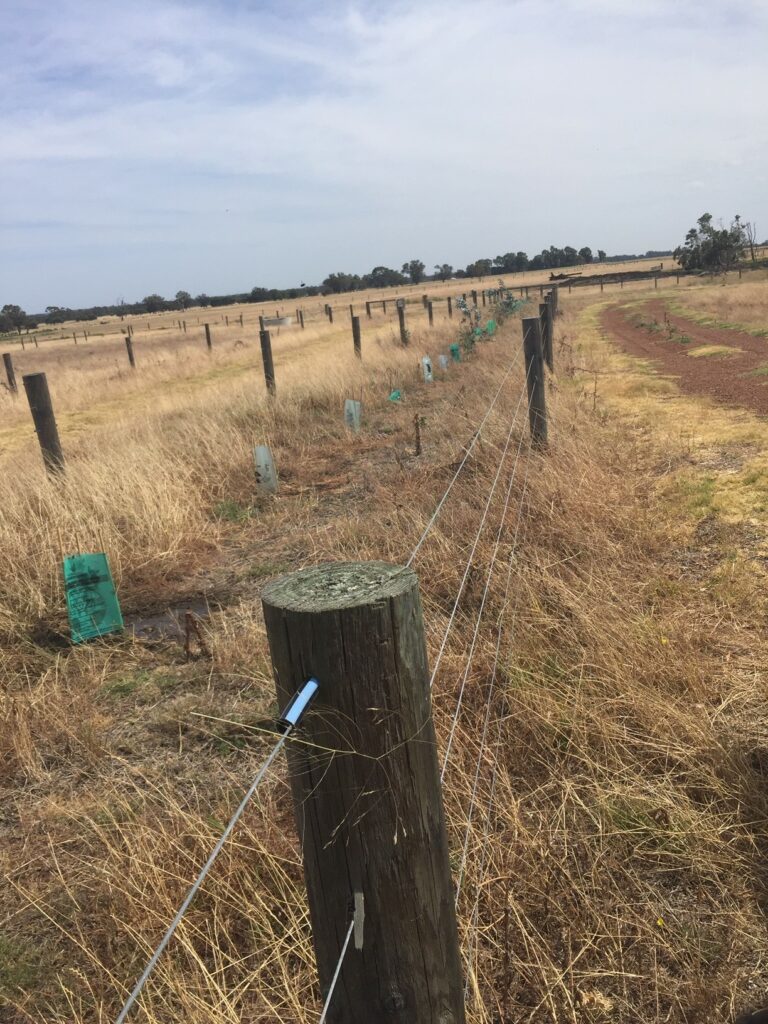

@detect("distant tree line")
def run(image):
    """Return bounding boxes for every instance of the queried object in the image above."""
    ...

[3,222,762,333]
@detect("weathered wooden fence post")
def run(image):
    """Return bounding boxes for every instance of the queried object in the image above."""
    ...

[427,300,434,326]
[259,329,276,395]
[352,315,362,359]
[204,323,212,351]
[365,300,372,319]
[3,353,17,395]
[299,310,305,329]
[539,301,553,372]
[522,318,548,448]
[550,284,559,316]
[447,296,453,318]
[397,302,408,346]
[262,561,466,1024]
[328,307,334,324]
[471,289,478,305]
[22,372,65,473]
[125,335,136,369]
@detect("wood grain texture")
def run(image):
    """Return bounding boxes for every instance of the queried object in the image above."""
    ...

[522,317,548,448]
[262,561,465,1024]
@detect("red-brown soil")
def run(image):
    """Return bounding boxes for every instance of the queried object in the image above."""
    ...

[602,299,768,415]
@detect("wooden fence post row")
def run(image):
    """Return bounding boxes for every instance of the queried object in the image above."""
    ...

[262,562,466,1024]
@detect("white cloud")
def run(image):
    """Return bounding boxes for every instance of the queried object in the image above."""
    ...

[1,0,767,308]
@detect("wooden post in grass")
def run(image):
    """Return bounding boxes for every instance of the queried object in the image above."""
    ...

[226,315,229,326]
[125,335,135,369]
[382,299,387,314]
[73,332,77,344]
[204,323,212,351]
[3,353,17,394]
[349,303,354,319]
[259,315,265,332]
[522,318,548,448]
[550,284,559,316]
[600,277,604,292]
[471,289,478,305]
[654,275,659,289]
[365,300,371,318]
[22,372,64,473]
[481,290,487,306]
[352,315,362,359]
[328,307,334,324]
[397,302,408,346]
[240,313,244,327]
[299,310,305,329]
[260,329,276,395]
[262,561,466,1024]
[447,296,453,318]
[539,299,553,372]
[427,300,434,326]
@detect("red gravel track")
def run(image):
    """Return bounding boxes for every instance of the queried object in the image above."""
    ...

[602,299,768,416]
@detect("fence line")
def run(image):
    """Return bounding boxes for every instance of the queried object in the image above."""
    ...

[427,370,529,694]
[407,349,525,571]
[41,289,556,1022]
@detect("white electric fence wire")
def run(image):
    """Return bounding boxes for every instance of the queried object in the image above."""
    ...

[439,371,531,779]
[435,362,531,734]
[427,374,529,693]
[462,442,534,1001]
[116,727,293,1023]
[318,918,355,1024]
[452,417,531,896]
[407,346,524,568]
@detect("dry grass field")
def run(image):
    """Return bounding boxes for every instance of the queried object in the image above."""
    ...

[3,264,768,1022]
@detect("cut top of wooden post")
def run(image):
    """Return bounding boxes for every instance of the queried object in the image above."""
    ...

[263,560,413,613]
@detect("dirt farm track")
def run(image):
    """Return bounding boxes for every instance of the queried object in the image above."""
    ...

[603,299,768,417]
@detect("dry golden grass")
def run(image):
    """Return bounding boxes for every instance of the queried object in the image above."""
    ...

[3,277,768,1023]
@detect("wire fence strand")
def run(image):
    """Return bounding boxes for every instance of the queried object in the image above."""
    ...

[407,345,524,568]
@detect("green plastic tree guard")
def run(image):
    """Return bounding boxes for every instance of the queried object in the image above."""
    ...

[63,553,124,644]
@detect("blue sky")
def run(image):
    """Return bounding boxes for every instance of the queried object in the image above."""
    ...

[2,0,767,311]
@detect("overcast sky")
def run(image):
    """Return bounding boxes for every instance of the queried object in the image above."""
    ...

[2,0,767,311]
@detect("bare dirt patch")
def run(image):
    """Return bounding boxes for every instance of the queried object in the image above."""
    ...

[602,299,768,416]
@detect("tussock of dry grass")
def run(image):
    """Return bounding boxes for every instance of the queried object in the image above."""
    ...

[3,288,768,1023]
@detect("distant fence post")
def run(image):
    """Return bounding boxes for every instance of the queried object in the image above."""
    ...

[352,315,362,359]
[447,295,453,318]
[204,323,212,351]
[522,318,548,448]
[3,353,18,395]
[427,299,434,326]
[262,561,466,1024]
[365,300,371,319]
[349,303,354,319]
[382,299,387,314]
[125,335,136,369]
[550,284,559,316]
[299,310,305,329]
[539,299,553,372]
[600,277,604,292]
[481,289,486,306]
[259,330,276,395]
[22,372,65,474]
[471,289,478,305]
[397,302,408,346]
[328,307,334,324]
